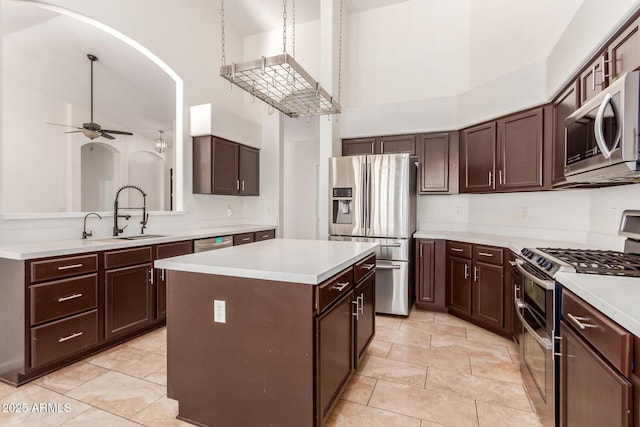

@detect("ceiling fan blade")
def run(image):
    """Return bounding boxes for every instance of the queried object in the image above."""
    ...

[102,129,133,136]
[64,130,84,134]
[47,122,83,130]
[100,131,116,140]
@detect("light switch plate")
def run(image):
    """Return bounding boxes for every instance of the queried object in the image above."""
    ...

[213,300,226,323]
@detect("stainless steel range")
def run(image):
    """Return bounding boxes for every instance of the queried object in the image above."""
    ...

[514,209,640,426]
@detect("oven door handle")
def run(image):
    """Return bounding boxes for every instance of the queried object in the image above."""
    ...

[514,259,555,290]
[515,299,553,350]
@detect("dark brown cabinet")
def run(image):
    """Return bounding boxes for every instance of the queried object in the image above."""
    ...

[233,232,255,245]
[633,337,640,427]
[104,247,154,339]
[27,254,100,369]
[496,108,545,191]
[579,53,607,105]
[353,257,376,367]
[417,133,453,194]
[552,82,579,186]
[461,107,549,194]
[154,240,192,320]
[609,17,640,83]
[460,122,496,193]
[560,290,634,427]
[446,242,505,332]
[342,134,417,156]
[193,135,259,196]
[560,322,633,427]
[415,239,446,311]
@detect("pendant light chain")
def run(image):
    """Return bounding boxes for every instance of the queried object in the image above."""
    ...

[337,0,343,106]
[292,0,296,58]
[220,0,226,66]
[282,0,287,55]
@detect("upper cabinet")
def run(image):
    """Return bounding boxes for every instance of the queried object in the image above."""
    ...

[193,136,259,196]
[552,82,579,186]
[460,106,550,193]
[460,122,496,193]
[342,134,417,156]
[579,52,607,105]
[608,16,640,83]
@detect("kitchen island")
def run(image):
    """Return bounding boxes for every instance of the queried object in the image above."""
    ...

[154,238,378,427]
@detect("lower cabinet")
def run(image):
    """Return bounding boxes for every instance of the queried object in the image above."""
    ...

[634,336,640,427]
[445,241,506,334]
[560,289,634,427]
[415,239,447,311]
[354,269,375,366]
[104,263,153,339]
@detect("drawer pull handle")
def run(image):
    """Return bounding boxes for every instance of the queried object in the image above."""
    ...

[242,237,251,241]
[381,243,401,247]
[333,282,350,291]
[58,332,83,343]
[567,313,598,330]
[451,248,463,252]
[478,252,494,257]
[360,263,375,270]
[261,234,271,238]
[57,293,83,303]
[58,263,83,271]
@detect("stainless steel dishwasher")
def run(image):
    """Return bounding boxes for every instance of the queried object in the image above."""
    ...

[193,235,233,252]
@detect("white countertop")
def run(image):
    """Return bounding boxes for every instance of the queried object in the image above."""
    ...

[0,225,275,260]
[413,230,598,254]
[556,272,640,337]
[155,238,379,285]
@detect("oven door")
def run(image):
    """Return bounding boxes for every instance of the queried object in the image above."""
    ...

[514,259,555,425]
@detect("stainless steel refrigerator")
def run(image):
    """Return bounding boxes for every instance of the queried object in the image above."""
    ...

[328,153,416,315]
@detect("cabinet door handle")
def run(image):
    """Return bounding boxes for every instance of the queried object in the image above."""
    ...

[149,268,154,285]
[358,293,364,314]
[352,300,359,320]
[488,171,493,186]
[58,263,83,271]
[57,293,83,303]
[499,170,503,185]
[236,180,240,191]
[474,266,479,282]
[478,252,494,257]
[160,269,165,282]
[451,248,463,252]
[566,313,598,330]
[333,282,350,292]
[58,331,83,343]
[464,264,469,279]
[241,180,245,191]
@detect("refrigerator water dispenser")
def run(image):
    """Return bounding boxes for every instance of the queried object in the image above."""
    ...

[332,187,353,224]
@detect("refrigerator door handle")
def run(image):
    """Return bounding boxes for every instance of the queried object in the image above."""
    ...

[366,161,372,230]
[361,166,367,228]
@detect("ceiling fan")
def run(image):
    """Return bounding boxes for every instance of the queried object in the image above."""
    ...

[48,54,133,140]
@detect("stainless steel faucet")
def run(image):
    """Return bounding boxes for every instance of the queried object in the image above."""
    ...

[113,185,149,236]
[82,212,102,239]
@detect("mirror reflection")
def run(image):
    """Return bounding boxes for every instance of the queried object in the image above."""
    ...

[1,0,178,213]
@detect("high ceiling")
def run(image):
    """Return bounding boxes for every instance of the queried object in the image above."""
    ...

[224,0,410,36]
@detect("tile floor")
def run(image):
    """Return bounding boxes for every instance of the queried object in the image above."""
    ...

[0,307,546,427]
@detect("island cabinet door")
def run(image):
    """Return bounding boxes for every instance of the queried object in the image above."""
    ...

[354,272,375,368]
[316,291,354,426]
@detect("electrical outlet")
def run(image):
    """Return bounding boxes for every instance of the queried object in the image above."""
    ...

[213,300,226,323]
[227,205,232,217]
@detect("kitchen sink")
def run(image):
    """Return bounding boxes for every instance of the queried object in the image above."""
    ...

[117,234,167,240]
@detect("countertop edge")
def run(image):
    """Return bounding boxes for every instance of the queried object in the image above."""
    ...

[0,225,276,260]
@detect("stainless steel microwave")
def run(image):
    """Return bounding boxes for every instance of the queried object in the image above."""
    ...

[564,70,640,184]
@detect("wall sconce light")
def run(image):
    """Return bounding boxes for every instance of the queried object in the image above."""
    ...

[154,130,167,153]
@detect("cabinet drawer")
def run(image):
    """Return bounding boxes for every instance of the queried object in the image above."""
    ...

[316,267,354,314]
[254,229,275,241]
[354,253,376,283]
[30,254,98,283]
[30,274,98,326]
[562,290,633,376]
[156,240,193,259]
[473,245,503,265]
[234,232,255,245]
[30,310,98,368]
[447,241,472,258]
[104,246,152,269]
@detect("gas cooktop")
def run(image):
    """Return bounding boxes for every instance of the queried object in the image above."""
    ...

[537,248,640,277]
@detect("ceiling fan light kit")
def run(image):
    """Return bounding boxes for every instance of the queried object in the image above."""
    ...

[219,0,342,118]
